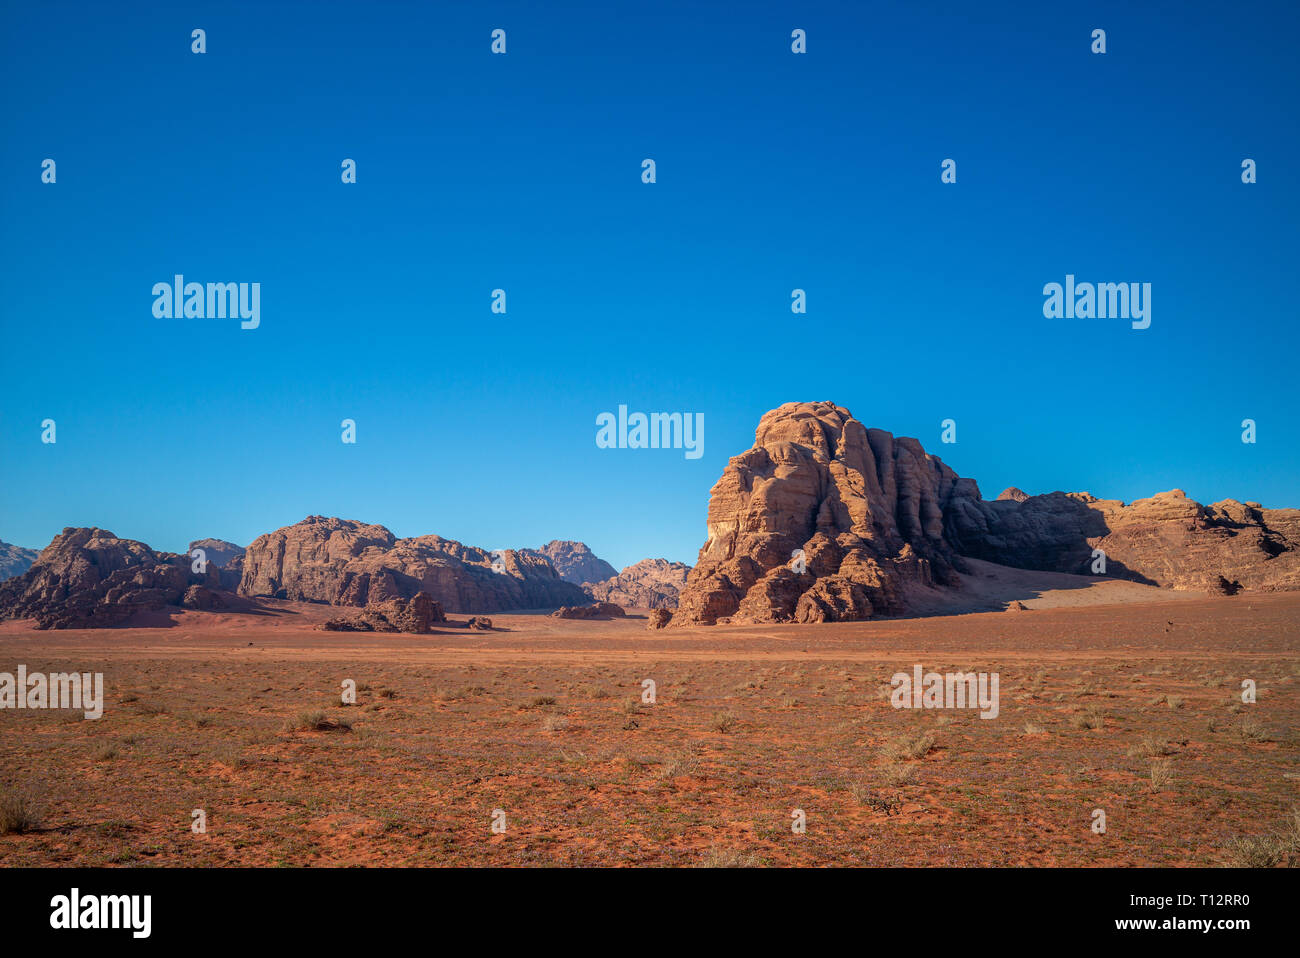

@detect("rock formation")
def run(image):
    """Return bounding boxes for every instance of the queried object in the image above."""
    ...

[519,540,617,585]
[670,402,973,626]
[670,401,1300,626]
[0,540,38,582]
[946,489,1300,593]
[322,591,444,633]
[584,558,691,609]
[551,602,627,619]
[240,516,590,613]
[646,608,672,629]
[0,528,225,629]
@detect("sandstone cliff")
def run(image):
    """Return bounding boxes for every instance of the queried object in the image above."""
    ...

[946,489,1300,593]
[239,516,590,612]
[670,401,1300,625]
[0,528,223,629]
[670,402,976,626]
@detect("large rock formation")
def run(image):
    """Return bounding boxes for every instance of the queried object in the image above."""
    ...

[946,489,1300,593]
[0,540,38,582]
[671,402,974,626]
[585,558,691,609]
[239,516,590,613]
[0,528,223,629]
[670,401,1300,626]
[519,540,617,585]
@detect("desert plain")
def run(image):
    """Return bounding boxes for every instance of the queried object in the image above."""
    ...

[1,571,1296,868]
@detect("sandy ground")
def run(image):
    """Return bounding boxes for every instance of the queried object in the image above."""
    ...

[0,580,1296,867]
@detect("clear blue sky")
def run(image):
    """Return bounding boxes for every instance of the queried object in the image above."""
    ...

[2,0,1297,571]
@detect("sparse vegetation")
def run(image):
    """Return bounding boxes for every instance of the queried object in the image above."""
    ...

[710,710,739,733]
[1072,706,1105,730]
[1149,758,1174,791]
[286,710,352,733]
[878,730,935,761]
[698,847,763,868]
[0,789,40,835]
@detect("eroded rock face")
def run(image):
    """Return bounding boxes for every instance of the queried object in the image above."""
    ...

[0,540,39,582]
[520,541,617,585]
[0,528,222,629]
[240,517,590,613]
[669,401,1300,625]
[947,489,1300,592]
[646,608,671,629]
[584,558,691,609]
[321,592,445,634]
[670,402,976,626]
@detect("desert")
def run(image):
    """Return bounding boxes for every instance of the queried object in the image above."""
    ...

[1,401,1296,868]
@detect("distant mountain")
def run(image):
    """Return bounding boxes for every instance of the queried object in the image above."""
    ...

[240,517,590,613]
[187,538,245,568]
[585,559,691,609]
[0,540,39,582]
[519,540,617,586]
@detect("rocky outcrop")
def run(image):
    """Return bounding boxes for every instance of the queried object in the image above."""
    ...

[520,540,617,585]
[646,608,672,629]
[670,402,976,626]
[551,602,627,619]
[0,528,224,629]
[670,401,1300,626]
[946,489,1300,593]
[323,591,444,633]
[240,517,591,613]
[584,558,691,609]
[0,541,38,582]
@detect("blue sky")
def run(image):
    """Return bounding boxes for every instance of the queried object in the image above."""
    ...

[2,0,1297,570]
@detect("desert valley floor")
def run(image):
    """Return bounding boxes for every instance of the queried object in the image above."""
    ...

[1,583,1297,867]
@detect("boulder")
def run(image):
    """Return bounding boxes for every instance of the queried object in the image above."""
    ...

[646,608,672,629]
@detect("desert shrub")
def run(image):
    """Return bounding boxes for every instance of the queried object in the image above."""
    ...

[878,730,935,761]
[0,789,40,835]
[710,711,740,733]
